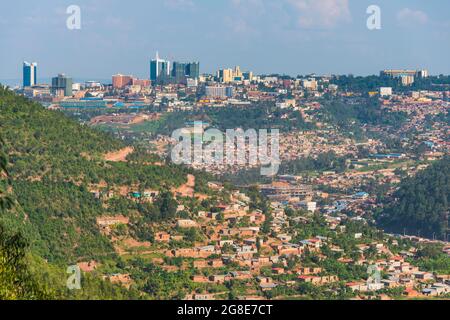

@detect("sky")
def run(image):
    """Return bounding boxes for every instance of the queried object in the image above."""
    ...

[1,0,450,84]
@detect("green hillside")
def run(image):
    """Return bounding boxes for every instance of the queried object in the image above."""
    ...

[0,86,206,299]
[377,157,450,240]
[0,86,190,264]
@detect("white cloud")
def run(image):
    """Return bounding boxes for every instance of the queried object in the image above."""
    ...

[287,0,351,28]
[225,0,350,35]
[397,8,428,27]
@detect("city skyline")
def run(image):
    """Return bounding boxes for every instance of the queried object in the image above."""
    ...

[1,0,450,84]
[8,57,436,89]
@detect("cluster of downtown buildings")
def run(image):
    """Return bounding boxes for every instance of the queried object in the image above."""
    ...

[19,53,436,109]
[111,52,249,100]
[22,61,73,98]
[18,52,255,102]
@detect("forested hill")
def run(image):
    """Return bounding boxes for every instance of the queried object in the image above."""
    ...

[0,87,124,182]
[0,86,189,264]
[377,158,450,240]
[0,87,181,185]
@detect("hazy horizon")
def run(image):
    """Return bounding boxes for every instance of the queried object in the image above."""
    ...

[1,0,450,82]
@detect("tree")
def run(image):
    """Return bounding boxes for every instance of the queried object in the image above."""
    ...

[155,191,178,220]
[0,139,13,211]
[417,244,444,259]
[377,157,450,240]
[0,225,52,300]
[0,149,51,300]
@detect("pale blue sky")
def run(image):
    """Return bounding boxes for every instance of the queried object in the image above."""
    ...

[1,0,449,84]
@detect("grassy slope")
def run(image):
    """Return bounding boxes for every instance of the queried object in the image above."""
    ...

[0,87,186,264]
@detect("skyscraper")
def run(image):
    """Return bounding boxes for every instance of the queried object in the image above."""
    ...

[52,74,73,97]
[186,62,200,79]
[217,68,234,83]
[217,66,248,83]
[172,62,187,84]
[150,52,170,83]
[23,61,37,87]
[171,61,200,84]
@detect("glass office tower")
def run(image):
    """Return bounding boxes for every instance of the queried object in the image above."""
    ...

[186,62,200,79]
[150,52,170,83]
[23,62,37,87]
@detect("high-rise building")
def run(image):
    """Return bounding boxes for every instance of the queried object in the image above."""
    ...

[150,52,170,83]
[186,62,200,79]
[380,69,429,84]
[205,85,234,99]
[242,71,254,81]
[112,74,133,89]
[418,69,429,78]
[150,53,199,85]
[170,61,200,84]
[380,69,430,86]
[218,68,233,83]
[217,66,248,83]
[233,66,243,81]
[23,62,37,87]
[172,62,188,84]
[112,74,150,89]
[52,74,73,97]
